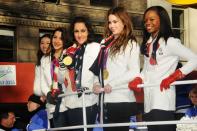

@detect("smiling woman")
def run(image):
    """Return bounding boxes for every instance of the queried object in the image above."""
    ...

[73,22,88,46]
[44,27,70,128]
[129,5,197,131]
[57,16,101,131]
[90,6,140,131]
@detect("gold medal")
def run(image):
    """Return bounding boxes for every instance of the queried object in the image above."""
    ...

[103,69,109,80]
[63,56,73,66]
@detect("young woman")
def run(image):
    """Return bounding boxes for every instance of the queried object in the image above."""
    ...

[58,16,100,131]
[91,7,140,131]
[129,6,197,131]
[33,34,51,96]
[40,28,70,128]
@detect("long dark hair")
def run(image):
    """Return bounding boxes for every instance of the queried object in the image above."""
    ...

[50,27,71,60]
[141,6,174,58]
[70,16,95,44]
[104,6,136,57]
[36,33,51,66]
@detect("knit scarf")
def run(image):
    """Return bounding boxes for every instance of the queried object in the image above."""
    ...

[89,35,114,124]
[146,35,160,65]
[89,35,114,85]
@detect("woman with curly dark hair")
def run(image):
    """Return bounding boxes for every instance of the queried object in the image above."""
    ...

[58,16,101,131]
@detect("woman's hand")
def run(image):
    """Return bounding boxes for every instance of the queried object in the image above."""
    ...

[104,84,112,94]
[93,83,103,94]
[128,77,143,92]
[160,69,185,92]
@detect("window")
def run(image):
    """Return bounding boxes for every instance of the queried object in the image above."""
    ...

[90,0,113,7]
[0,27,16,62]
[44,0,59,3]
[172,8,184,43]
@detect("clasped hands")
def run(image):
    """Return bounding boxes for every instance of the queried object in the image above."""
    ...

[93,83,112,94]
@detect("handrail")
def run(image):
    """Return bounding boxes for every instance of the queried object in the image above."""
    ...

[58,80,197,97]
[50,79,197,131]
[138,80,197,88]
[47,120,197,130]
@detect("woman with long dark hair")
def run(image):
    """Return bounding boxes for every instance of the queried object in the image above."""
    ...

[40,27,71,128]
[58,16,100,131]
[129,6,197,131]
[34,33,51,96]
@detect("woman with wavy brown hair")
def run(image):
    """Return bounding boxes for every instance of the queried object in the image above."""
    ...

[91,6,140,131]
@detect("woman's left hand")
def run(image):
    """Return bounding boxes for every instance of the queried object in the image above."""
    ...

[104,84,112,94]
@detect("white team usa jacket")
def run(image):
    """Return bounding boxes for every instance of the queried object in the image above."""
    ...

[34,55,67,118]
[58,42,101,109]
[141,36,197,113]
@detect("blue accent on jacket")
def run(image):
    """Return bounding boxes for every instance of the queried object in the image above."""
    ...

[185,106,197,117]
[27,109,48,131]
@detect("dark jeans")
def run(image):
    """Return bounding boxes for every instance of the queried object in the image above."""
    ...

[143,109,176,131]
[67,104,98,131]
[103,102,138,131]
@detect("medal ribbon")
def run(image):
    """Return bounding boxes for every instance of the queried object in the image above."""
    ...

[89,35,114,80]
[51,58,59,90]
[89,35,114,124]
[103,39,115,69]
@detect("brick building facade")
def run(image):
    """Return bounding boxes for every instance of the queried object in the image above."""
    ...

[0,0,146,63]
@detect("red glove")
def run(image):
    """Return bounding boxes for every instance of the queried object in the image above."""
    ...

[128,77,143,92]
[160,69,185,92]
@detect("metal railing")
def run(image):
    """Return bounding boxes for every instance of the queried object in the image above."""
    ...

[47,80,197,131]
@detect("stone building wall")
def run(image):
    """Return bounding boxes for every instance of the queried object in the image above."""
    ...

[0,0,146,63]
